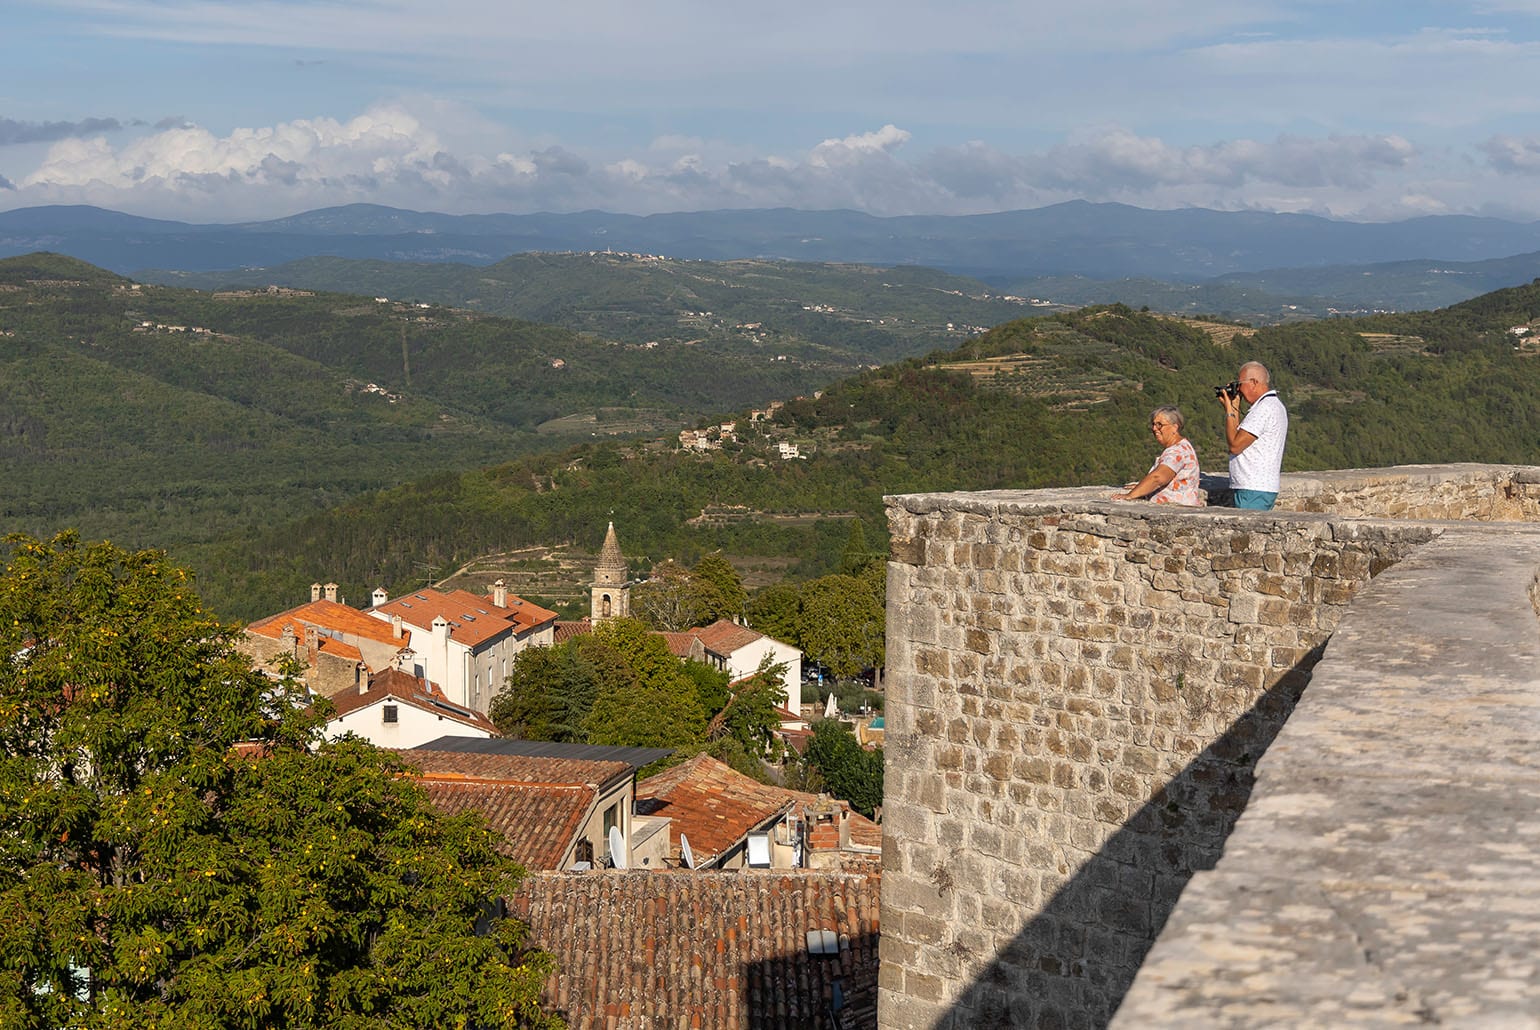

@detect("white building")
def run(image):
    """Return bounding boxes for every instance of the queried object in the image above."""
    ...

[675,619,801,708]
[367,581,557,714]
[324,668,497,749]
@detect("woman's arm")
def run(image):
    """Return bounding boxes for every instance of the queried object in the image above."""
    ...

[1113,462,1176,500]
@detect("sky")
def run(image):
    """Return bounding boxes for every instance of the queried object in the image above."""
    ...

[6,0,1540,224]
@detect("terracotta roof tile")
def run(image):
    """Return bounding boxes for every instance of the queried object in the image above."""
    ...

[315,638,363,662]
[637,754,882,861]
[510,869,881,1030]
[418,779,593,870]
[328,668,496,734]
[371,587,556,649]
[690,618,765,656]
[658,631,700,658]
[635,754,794,864]
[247,599,410,649]
[453,588,558,635]
[553,619,593,643]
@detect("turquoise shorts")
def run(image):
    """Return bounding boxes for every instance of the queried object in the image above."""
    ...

[1232,489,1278,510]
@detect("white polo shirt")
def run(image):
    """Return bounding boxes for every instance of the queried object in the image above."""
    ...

[1230,391,1288,492]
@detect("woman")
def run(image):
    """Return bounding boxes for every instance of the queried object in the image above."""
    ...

[1114,405,1204,505]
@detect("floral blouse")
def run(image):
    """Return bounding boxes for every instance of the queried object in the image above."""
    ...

[1151,438,1204,506]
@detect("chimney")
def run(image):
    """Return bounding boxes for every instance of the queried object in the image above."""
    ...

[310,583,322,602]
[372,587,388,608]
[391,614,404,639]
[359,666,370,694]
[493,579,507,608]
[281,622,296,656]
[324,582,339,603]
[304,626,319,664]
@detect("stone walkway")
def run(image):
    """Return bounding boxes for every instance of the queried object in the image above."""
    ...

[1113,525,1540,1027]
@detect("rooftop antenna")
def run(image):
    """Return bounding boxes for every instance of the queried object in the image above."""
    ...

[608,826,627,869]
[412,560,439,589]
[680,833,696,870]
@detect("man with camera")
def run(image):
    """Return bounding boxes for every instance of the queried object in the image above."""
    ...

[1217,361,1288,510]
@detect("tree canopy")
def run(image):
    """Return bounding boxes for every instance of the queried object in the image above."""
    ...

[802,720,884,819]
[0,532,559,1029]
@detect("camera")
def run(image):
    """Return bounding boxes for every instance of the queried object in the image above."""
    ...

[1213,381,1240,400]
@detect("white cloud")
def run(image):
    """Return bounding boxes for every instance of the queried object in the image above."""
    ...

[2,103,1537,223]
[1483,135,1540,175]
[1024,129,1416,194]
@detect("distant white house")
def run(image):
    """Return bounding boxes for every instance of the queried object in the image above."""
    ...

[665,619,801,708]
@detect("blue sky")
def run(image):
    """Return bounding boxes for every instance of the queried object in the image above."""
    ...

[6,0,1540,222]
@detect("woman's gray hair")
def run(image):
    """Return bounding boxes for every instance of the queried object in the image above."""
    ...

[1151,405,1185,432]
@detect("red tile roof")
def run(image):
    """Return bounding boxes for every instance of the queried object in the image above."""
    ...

[637,754,882,862]
[553,619,593,643]
[247,598,410,649]
[510,869,881,1029]
[691,618,765,657]
[418,779,593,870]
[371,588,556,649]
[461,588,558,635]
[316,637,363,662]
[635,754,794,864]
[657,631,701,658]
[328,668,496,734]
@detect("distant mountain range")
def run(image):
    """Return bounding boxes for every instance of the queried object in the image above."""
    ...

[7,201,1540,289]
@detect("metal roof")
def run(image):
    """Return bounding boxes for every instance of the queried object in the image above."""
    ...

[417,734,673,770]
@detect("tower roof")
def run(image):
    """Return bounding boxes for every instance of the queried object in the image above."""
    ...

[596,521,627,577]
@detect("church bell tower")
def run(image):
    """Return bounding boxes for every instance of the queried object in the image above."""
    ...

[591,521,630,622]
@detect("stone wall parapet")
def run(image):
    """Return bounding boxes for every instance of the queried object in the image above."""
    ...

[878,462,1540,1030]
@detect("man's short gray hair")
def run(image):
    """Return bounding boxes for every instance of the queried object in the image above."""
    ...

[1239,361,1271,387]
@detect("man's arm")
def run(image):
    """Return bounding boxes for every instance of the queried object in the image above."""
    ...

[1221,396,1257,454]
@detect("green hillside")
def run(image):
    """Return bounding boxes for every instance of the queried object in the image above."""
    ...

[0,253,876,550]
[182,283,1540,621]
[141,252,1056,363]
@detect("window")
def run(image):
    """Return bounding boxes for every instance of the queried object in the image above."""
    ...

[382,704,398,724]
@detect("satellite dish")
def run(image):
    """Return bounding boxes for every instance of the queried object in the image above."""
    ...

[608,825,627,869]
[680,833,696,869]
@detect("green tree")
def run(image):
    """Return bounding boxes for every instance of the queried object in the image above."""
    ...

[490,642,609,742]
[797,563,886,679]
[691,552,747,623]
[0,532,559,1029]
[582,619,706,751]
[839,517,875,575]
[707,656,787,757]
[747,581,803,646]
[802,719,884,818]
[680,659,732,720]
[629,560,701,632]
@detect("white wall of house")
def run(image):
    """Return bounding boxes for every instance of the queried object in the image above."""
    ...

[723,637,802,708]
[388,619,536,715]
[325,698,494,750]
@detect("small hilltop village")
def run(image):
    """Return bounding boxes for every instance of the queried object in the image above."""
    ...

[236,523,883,1028]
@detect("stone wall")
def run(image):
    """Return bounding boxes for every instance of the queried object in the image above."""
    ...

[877,464,1540,1030]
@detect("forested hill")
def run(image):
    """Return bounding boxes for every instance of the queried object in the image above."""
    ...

[142,251,1050,363]
[0,252,896,551]
[186,281,1540,622]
